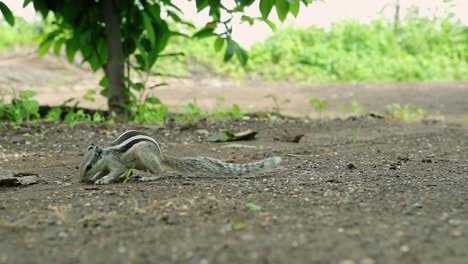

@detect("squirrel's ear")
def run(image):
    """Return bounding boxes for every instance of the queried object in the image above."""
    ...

[87,144,95,151]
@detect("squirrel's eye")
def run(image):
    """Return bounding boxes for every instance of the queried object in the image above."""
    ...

[86,164,93,170]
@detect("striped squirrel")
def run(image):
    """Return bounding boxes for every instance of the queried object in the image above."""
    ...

[79,130,282,184]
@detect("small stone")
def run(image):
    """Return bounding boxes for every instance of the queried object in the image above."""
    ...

[18,127,32,134]
[12,137,26,144]
[118,246,126,254]
[339,259,356,264]
[57,231,68,239]
[400,245,409,252]
[195,129,210,136]
[411,202,423,208]
[448,219,463,226]
[241,233,255,241]
[360,257,375,264]
[160,214,177,225]
[451,229,462,237]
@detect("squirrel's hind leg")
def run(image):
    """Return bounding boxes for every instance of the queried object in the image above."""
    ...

[133,143,164,180]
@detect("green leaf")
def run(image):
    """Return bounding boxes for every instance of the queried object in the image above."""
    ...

[289,0,300,17]
[261,18,277,30]
[45,107,63,121]
[235,46,248,66]
[99,76,108,88]
[131,82,144,91]
[241,15,255,26]
[214,37,224,52]
[135,54,146,69]
[38,38,54,56]
[245,202,262,211]
[0,1,14,26]
[65,39,78,63]
[22,100,39,116]
[142,12,156,45]
[259,0,275,19]
[23,0,33,8]
[195,0,210,12]
[224,39,236,62]
[193,27,215,38]
[82,89,96,102]
[53,38,66,56]
[100,87,108,97]
[145,97,161,105]
[207,130,236,142]
[20,90,37,100]
[276,0,290,22]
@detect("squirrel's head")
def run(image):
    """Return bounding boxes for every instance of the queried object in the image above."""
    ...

[79,145,104,183]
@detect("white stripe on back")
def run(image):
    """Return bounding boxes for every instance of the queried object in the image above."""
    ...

[111,130,141,145]
[109,134,162,154]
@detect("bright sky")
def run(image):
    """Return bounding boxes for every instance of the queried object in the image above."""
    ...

[4,0,468,48]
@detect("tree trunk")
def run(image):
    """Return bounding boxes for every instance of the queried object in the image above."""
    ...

[394,0,400,34]
[101,0,129,119]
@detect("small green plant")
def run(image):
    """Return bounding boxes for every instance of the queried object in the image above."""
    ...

[265,94,290,114]
[82,89,97,103]
[176,100,207,125]
[45,107,63,121]
[210,97,249,121]
[309,98,329,111]
[309,98,329,118]
[123,165,135,184]
[351,100,367,115]
[266,113,278,121]
[132,96,169,124]
[385,103,428,122]
[0,90,40,122]
[337,105,348,112]
[245,202,262,212]
[353,129,360,143]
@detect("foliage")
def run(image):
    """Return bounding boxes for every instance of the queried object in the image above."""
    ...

[309,98,328,111]
[0,90,249,125]
[353,129,360,143]
[264,94,290,114]
[0,17,41,51]
[161,16,468,83]
[245,202,262,211]
[385,103,428,121]
[1,0,311,116]
[350,101,368,115]
[0,90,40,122]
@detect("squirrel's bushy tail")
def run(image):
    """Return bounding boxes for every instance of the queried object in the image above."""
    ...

[163,155,281,176]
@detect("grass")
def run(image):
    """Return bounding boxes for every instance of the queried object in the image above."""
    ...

[2,15,466,84]
[0,18,42,51]
[159,16,468,84]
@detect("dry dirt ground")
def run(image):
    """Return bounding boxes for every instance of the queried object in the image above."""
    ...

[0,118,467,264]
[0,52,468,264]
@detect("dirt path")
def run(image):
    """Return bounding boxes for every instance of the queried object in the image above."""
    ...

[0,118,467,263]
[1,52,467,122]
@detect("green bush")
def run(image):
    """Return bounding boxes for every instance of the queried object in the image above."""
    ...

[1,16,466,84]
[0,18,41,50]
[159,16,468,83]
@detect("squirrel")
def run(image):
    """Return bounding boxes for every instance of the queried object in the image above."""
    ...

[79,130,282,184]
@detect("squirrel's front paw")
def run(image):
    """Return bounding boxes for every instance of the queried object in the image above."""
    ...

[95,177,111,185]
